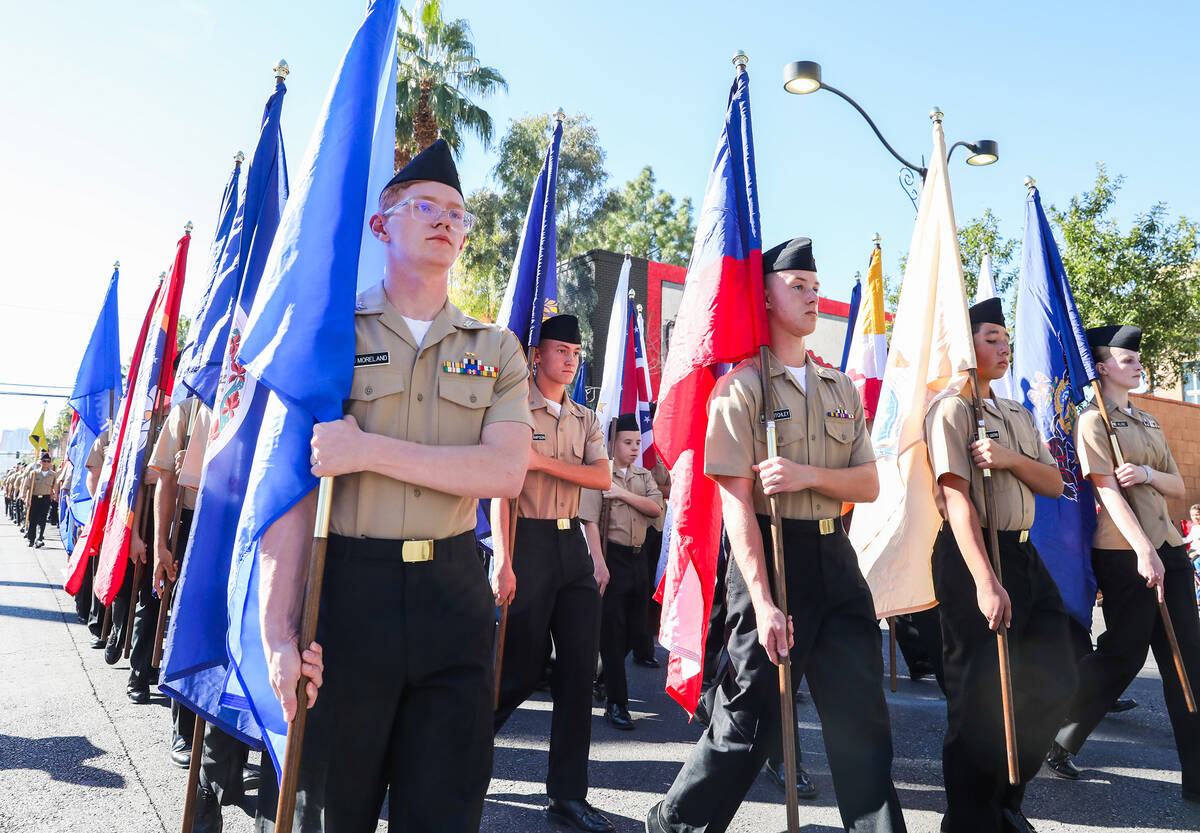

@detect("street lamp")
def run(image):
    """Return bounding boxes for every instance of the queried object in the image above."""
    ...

[782,60,998,179]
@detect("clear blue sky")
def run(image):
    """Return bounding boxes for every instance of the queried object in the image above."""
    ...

[1,0,1197,433]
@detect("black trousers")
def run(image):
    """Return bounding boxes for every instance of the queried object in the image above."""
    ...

[661,517,905,833]
[495,517,601,800]
[1057,543,1200,792]
[893,608,946,692]
[933,525,1075,833]
[599,542,648,707]
[264,531,494,833]
[26,495,50,543]
[636,527,664,660]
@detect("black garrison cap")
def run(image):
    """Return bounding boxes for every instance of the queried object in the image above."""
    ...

[538,314,581,345]
[615,413,639,434]
[383,138,463,197]
[762,237,817,274]
[969,297,1006,328]
[1086,325,1142,351]
[40,452,51,461]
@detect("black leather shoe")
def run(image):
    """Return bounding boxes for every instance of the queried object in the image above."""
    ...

[633,656,660,668]
[127,684,150,704]
[35,539,44,548]
[242,762,261,791]
[104,641,121,666]
[605,702,635,730]
[1109,697,1138,713]
[193,786,223,833]
[170,736,193,768]
[645,800,670,833]
[89,636,106,649]
[764,758,818,800]
[1044,742,1080,780]
[909,659,937,681]
[26,538,33,547]
[546,798,614,833]
[592,679,606,704]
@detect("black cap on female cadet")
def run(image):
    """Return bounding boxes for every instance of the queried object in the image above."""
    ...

[538,314,581,345]
[615,413,639,434]
[1086,325,1142,352]
[762,237,817,274]
[969,297,1006,328]
[382,139,463,197]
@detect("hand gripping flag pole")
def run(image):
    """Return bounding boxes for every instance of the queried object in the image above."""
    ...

[275,475,333,833]
[1087,380,1196,712]
[966,367,1021,784]
[152,396,201,670]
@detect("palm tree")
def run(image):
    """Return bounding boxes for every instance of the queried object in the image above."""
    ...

[395,0,507,170]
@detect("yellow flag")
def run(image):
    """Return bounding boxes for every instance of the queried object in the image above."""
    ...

[849,118,976,618]
[28,407,47,453]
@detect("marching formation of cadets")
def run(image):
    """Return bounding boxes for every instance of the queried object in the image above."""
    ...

[8,139,1200,833]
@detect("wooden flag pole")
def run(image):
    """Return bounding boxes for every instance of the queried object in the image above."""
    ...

[758,346,800,833]
[1088,381,1196,712]
[493,498,517,711]
[179,714,206,833]
[967,369,1021,785]
[153,398,202,669]
[275,475,334,833]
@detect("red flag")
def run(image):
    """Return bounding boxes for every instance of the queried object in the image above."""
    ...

[653,68,767,713]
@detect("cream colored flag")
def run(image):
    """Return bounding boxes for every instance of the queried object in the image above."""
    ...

[850,117,977,617]
[177,407,212,492]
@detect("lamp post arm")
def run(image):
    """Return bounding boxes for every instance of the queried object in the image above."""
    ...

[821,82,928,177]
[947,140,970,163]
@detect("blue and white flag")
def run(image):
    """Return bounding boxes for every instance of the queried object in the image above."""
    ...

[571,357,588,405]
[66,264,122,525]
[839,275,862,373]
[1014,185,1098,628]
[222,0,401,774]
[177,155,245,406]
[496,115,563,350]
[159,79,290,744]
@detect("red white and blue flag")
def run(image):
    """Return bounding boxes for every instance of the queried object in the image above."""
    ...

[653,67,768,713]
[66,232,190,603]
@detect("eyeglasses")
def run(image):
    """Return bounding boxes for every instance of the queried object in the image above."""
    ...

[384,199,476,234]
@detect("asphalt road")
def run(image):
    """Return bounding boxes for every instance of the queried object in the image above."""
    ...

[1,517,1198,833]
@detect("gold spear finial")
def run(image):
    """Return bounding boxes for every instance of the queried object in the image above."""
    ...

[184,221,194,236]
[113,260,120,270]
[234,150,245,166]
[554,107,565,123]
[930,106,944,123]
[732,51,749,72]
[274,59,290,80]
[872,232,881,247]
[1024,175,1037,190]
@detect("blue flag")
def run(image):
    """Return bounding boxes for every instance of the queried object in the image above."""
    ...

[159,80,291,744]
[1014,185,1099,628]
[572,357,588,404]
[221,0,401,774]
[496,116,563,349]
[839,276,862,372]
[177,155,244,406]
[66,265,122,526]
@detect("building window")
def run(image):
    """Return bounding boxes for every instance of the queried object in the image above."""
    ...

[1184,362,1200,406]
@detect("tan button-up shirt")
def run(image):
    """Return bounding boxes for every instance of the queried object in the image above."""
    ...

[925,395,1056,531]
[86,428,111,470]
[26,468,56,497]
[649,459,670,532]
[579,464,664,547]
[149,398,210,510]
[518,384,607,520]
[705,352,874,520]
[1077,398,1183,549]
[330,284,532,540]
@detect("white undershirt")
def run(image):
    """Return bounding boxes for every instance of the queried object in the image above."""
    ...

[617,467,628,477]
[401,315,433,347]
[545,399,561,418]
[784,364,807,393]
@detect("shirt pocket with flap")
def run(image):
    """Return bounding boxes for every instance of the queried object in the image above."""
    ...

[437,375,491,446]
[823,414,855,468]
[346,369,406,434]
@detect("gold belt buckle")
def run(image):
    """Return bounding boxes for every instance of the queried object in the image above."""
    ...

[401,540,434,563]
[557,518,571,530]
[818,518,836,535]
[1019,529,1029,543]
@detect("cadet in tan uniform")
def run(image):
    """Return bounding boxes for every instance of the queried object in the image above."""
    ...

[580,412,663,730]
[257,140,532,833]
[925,298,1074,833]
[491,312,614,833]
[1048,325,1200,800]
[648,237,906,833]
[25,452,56,547]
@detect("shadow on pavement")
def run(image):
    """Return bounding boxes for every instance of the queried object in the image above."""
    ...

[0,603,70,623]
[0,733,125,788]
[0,580,59,590]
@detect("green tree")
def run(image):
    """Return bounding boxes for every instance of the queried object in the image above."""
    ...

[1049,165,1200,389]
[577,166,696,266]
[46,404,73,453]
[450,113,610,320]
[394,0,507,169]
